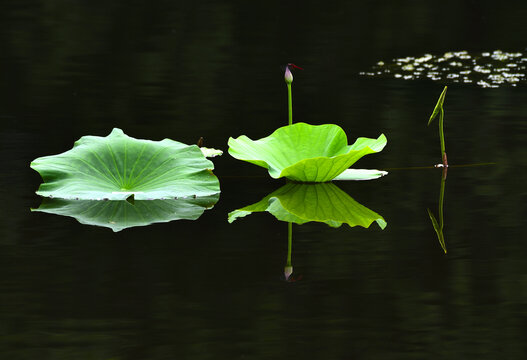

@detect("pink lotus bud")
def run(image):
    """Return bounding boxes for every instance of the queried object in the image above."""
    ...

[285,66,293,84]
[284,63,303,84]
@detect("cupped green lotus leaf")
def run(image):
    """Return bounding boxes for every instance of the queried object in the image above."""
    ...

[32,194,219,232]
[228,182,386,229]
[228,122,387,182]
[31,128,220,200]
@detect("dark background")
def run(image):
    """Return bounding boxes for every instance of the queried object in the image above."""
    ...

[1,1,526,359]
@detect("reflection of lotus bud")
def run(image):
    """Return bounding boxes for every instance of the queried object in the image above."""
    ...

[284,265,293,280]
[284,66,293,84]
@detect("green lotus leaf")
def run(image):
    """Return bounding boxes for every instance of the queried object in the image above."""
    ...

[333,168,388,181]
[200,147,223,158]
[30,128,220,200]
[32,194,219,232]
[228,122,387,182]
[228,182,386,229]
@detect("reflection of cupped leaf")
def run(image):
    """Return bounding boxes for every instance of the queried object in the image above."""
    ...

[30,128,220,200]
[228,183,386,229]
[228,122,387,182]
[32,194,220,232]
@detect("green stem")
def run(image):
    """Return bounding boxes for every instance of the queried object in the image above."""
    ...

[439,108,446,164]
[286,222,292,267]
[287,83,293,126]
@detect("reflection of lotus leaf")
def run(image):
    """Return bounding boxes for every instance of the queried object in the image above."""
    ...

[228,122,387,182]
[32,195,219,232]
[228,182,386,229]
[30,128,220,200]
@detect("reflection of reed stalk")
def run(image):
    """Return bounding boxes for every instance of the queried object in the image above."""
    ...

[427,168,447,253]
[428,86,448,167]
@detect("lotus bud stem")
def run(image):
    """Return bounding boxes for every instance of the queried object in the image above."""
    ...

[284,63,303,126]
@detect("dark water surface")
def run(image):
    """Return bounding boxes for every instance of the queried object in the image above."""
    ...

[1,1,527,359]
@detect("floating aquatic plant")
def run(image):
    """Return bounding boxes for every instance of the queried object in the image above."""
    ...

[360,50,527,87]
[32,195,219,232]
[228,182,387,229]
[229,123,387,182]
[31,128,221,201]
[428,86,448,167]
[228,64,387,182]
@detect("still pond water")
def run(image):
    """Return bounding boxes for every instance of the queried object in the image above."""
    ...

[1,1,527,359]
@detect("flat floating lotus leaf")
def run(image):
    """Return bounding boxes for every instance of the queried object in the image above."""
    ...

[228,182,386,229]
[30,128,220,200]
[32,195,219,232]
[228,122,387,182]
